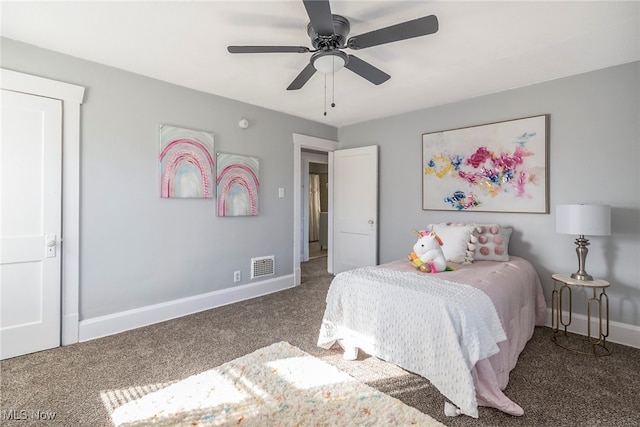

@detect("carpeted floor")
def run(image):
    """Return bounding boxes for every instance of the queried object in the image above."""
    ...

[1,257,639,426]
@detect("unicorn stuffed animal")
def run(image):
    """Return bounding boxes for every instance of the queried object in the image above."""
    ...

[408,230,448,273]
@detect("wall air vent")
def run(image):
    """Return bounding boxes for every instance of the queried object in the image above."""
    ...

[251,256,275,279]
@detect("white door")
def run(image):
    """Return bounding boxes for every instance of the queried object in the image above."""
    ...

[1,89,62,359]
[331,145,378,274]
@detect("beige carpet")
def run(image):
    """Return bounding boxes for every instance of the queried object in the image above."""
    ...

[108,341,444,426]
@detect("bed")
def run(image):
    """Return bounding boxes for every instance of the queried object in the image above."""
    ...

[317,223,547,418]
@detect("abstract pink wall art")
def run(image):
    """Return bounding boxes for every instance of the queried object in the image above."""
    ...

[422,115,549,213]
[216,153,259,217]
[159,125,214,198]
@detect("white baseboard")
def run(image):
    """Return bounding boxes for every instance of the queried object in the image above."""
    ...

[79,275,295,342]
[545,308,640,349]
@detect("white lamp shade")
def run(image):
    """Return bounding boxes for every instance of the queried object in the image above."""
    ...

[556,204,611,236]
[313,54,345,73]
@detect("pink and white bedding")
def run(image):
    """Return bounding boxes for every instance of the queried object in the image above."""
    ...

[317,256,547,418]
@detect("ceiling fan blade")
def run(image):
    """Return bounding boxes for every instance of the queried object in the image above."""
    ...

[287,62,317,90]
[347,15,439,50]
[228,46,310,54]
[344,55,390,85]
[303,0,335,36]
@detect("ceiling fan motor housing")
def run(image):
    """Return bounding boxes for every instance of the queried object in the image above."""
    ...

[307,14,350,50]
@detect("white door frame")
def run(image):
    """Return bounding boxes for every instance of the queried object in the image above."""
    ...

[1,69,85,345]
[292,133,338,285]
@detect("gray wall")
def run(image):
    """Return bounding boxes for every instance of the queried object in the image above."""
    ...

[338,61,640,327]
[1,38,337,319]
[3,37,638,329]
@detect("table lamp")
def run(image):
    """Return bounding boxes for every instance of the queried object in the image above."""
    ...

[556,204,611,281]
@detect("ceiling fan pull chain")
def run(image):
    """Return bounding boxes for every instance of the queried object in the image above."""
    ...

[323,73,327,116]
[331,58,336,108]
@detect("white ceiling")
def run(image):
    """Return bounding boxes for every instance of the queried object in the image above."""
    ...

[2,1,638,127]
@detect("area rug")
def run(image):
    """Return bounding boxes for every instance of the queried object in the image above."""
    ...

[109,341,444,426]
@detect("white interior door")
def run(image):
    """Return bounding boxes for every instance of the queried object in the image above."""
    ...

[331,145,378,274]
[1,89,62,359]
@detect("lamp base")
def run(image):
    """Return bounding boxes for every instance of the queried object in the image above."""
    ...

[570,272,594,281]
[572,235,593,281]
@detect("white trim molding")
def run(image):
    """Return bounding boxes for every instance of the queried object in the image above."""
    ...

[79,275,295,342]
[546,308,640,349]
[1,68,85,346]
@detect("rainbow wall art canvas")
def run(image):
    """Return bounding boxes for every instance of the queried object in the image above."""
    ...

[216,153,259,217]
[159,125,214,199]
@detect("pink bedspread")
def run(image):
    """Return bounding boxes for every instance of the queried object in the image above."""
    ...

[375,256,547,416]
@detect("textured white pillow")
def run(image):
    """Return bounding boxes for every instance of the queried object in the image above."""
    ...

[429,224,476,264]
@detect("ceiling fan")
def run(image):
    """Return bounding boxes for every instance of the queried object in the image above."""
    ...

[227,0,439,91]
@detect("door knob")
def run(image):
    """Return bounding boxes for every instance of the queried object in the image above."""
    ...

[45,235,56,258]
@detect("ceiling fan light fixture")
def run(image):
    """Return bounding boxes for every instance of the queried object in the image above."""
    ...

[312,51,348,73]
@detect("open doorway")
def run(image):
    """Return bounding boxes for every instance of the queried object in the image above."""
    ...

[300,149,329,262]
[292,134,338,286]
[308,161,328,261]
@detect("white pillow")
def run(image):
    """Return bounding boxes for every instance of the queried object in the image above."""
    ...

[429,224,476,264]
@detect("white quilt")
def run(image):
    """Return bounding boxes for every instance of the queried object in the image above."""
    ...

[317,266,507,418]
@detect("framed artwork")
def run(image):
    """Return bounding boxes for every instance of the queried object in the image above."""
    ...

[216,153,260,217]
[422,114,549,213]
[159,124,215,198]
